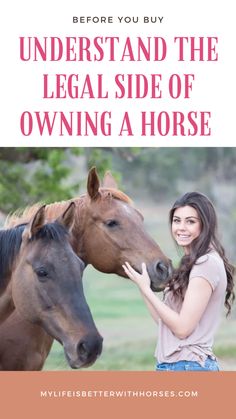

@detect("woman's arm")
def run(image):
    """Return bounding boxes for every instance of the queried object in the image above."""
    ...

[123,262,213,339]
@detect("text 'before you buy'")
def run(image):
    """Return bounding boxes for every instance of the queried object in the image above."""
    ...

[73,16,164,24]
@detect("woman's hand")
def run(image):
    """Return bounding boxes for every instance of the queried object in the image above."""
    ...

[122,262,151,291]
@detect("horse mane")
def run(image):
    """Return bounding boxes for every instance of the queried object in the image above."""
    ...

[6,187,133,228]
[0,225,25,287]
[5,204,41,227]
[5,202,75,228]
[99,188,132,204]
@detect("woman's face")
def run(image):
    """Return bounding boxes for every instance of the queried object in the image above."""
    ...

[171,205,202,254]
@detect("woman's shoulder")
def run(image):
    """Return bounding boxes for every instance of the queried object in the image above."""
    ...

[190,250,226,290]
[195,250,222,265]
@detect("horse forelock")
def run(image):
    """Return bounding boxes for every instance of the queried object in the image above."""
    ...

[30,222,69,243]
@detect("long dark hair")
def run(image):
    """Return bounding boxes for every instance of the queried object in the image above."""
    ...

[168,192,235,315]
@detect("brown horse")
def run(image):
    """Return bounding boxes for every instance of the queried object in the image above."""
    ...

[0,168,171,370]
[0,203,103,370]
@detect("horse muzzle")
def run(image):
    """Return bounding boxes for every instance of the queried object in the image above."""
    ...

[64,333,103,369]
[148,259,173,292]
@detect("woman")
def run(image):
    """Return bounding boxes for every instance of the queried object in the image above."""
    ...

[123,192,235,371]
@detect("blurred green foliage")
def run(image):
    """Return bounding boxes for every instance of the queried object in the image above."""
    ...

[0,148,81,212]
[111,147,236,200]
[1,147,236,213]
[0,148,117,213]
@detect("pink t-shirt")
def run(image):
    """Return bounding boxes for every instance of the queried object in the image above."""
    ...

[156,250,227,365]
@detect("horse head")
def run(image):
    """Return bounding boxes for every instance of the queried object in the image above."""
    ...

[76,168,172,292]
[11,203,103,368]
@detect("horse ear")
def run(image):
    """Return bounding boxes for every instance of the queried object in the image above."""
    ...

[57,202,75,231]
[87,167,100,200]
[102,171,118,189]
[23,205,46,240]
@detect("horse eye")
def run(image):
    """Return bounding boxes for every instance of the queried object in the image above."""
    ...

[105,219,119,228]
[35,267,49,280]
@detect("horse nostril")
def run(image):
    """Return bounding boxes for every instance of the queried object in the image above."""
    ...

[155,261,168,277]
[77,341,89,363]
[77,335,103,365]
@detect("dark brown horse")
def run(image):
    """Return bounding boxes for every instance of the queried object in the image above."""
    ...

[0,203,103,370]
[0,168,171,370]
